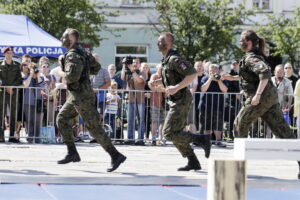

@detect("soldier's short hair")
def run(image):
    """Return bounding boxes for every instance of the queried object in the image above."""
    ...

[160,32,175,44]
[66,28,80,41]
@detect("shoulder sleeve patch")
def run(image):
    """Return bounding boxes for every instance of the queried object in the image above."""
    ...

[180,62,187,70]
[251,58,260,63]
[175,58,180,63]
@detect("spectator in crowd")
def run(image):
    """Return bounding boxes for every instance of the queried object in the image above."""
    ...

[121,58,146,145]
[108,64,124,90]
[90,53,111,143]
[186,64,198,134]
[50,55,64,83]
[266,64,294,138]
[294,79,300,138]
[141,62,152,140]
[284,63,298,127]
[194,61,205,131]
[15,54,33,138]
[203,60,211,75]
[52,77,68,142]
[224,60,241,140]
[272,65,293,109]
[105,82,121,139]
[284,63,298,89]
[40,59,57,126]
[23,63,45,143]
[148,64,165,145]
[200,64,228,147]
[92,53,111,122]
[0,46,23,143]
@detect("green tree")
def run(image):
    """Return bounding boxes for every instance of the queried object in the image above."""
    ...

[0,0,117,47]
[258,7,300,69]
[151,0,254,63]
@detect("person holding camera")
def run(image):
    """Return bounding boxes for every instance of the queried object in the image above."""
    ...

[0,46,23,143]
[200,64,228,147]
[121,57,146,145]
[23,63,45,143]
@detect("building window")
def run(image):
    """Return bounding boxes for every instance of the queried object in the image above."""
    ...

[253,0,271,10]
[121,0,140,5]
[115,45,148,70]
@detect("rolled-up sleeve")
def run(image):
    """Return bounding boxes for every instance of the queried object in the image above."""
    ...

[246,56,271,80]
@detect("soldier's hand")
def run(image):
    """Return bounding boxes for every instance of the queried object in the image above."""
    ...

[251,94,260,106]
[165,85,179,95]
[221,74,231,81]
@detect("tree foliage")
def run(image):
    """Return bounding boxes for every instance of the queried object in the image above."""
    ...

[0,0,116,47]
[258,8,300,68]
[151,0,254,63]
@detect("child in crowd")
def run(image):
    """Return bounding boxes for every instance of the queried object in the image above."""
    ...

[105,82,120,139]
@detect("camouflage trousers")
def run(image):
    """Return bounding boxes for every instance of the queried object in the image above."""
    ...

[234,102,295,139]
[0,91,18,139]
[163,94,197,157]
[56,94,117,153]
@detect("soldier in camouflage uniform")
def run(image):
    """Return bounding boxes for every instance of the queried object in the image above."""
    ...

[56,28,126,172]
[0,46,23,143]
[222,30,299,179]
[149,32,211,171]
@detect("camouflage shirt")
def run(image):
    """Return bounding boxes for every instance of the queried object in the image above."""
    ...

[0,60,22,86]
[239,49,278,105]
[62,45,100,98]
[161,49,196,102]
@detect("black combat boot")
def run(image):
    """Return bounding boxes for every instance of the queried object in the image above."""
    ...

[107,147,126,172]
[193,134,211,158]
[57,142,81,164]
[178,152,201,171]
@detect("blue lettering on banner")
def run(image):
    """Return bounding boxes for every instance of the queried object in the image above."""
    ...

[0,46,66,58]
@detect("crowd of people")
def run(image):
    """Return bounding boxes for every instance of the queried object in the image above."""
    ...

[0,43,299,146]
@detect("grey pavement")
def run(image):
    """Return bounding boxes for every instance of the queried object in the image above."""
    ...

[0,142,299,189]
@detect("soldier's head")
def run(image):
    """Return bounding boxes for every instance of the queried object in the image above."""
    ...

[61,28,80,49]
[275,64,284,79]
[240,30,266,56]
[157,32,174,54]
[2,46,14,61]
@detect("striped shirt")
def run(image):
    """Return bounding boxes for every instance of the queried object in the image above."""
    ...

[105,93,120,114]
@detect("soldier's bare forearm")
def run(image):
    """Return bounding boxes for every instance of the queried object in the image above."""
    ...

[175,73,197,91]
[256,79,268,95]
